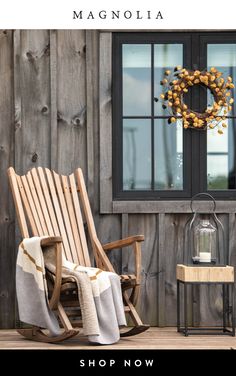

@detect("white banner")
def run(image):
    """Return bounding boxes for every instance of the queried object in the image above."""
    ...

[1,0,236,29]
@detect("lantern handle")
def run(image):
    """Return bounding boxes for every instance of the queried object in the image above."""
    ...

[190,192,216,213]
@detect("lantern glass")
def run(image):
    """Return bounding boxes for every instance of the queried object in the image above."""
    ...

[183,193,226,266]
[192,219,217,264]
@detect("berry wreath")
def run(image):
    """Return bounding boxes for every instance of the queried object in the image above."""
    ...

[159,66,234,134]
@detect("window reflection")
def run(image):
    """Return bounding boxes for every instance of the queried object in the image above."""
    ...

[207,44,236,189]
[122,43,184,191]
[154,44,183,116]
[123,120,151,190]
[123,45,151,116]
[154,120,183,190]
[207,119,236,189]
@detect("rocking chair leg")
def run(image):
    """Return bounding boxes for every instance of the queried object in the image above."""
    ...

[130,285,140,307]
[17,327,79,343]
[121,291,149,337]
[123,291,143,325]
[17,303,79,343]
[57,302,74,330]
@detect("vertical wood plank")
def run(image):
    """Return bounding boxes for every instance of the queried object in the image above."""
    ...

[56,30,86,176]
[121,214,129,239]
[99,32,112,213]
[12,30,22,328]
[97,215,122,274]
[85,31,100,238]
[229,213,236,291]
[14,30,21,163]
[127,214,158,326]
[228,213,235,265]
[49,30,58,171]
[13,29,23,274]
[158,213,165,326]
[198,214,229,326]
[85,30,99,208]
[121,213,129,283]
[164,214,193,326]
[14,30,51,174]
[0,30,15,328]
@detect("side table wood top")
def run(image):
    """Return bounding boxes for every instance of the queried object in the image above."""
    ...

[176,264,234,283]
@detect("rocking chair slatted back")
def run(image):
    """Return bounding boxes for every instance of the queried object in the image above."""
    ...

[8,167,113,269]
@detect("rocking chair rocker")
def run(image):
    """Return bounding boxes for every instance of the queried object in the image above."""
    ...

[8,167,149,343]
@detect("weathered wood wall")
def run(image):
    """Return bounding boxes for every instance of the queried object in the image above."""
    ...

[0,29,236,328]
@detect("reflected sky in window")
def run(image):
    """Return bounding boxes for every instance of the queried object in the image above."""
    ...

[123,119,151,190]
[123,45,151,116]
[207,44,236,189]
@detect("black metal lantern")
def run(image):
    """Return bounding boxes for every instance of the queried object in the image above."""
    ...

[184,193,226,266]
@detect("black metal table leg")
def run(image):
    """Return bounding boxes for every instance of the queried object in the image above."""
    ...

[184,283,188,336]
[226,284,230,327]
[223,284,226,332]
[232,283,235,337]
[177,279,234,336]
[177,279,180,332]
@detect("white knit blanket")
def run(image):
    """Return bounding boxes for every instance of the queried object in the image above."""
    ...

[16,237,126,344]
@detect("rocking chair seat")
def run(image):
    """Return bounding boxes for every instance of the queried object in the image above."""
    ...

[120,274,137,288]
[53,274,137,295]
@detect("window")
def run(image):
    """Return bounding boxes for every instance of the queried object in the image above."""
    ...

[207,43,236,191]
[112,32,236,200]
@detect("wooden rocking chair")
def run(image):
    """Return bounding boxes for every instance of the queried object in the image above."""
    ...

[8,167,149,343]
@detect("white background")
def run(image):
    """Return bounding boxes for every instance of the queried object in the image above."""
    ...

[1,0,236,29]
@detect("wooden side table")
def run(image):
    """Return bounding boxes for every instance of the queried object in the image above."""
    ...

[176,264,235,336]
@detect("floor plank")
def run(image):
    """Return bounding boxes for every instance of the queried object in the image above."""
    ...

[0,328,236,349]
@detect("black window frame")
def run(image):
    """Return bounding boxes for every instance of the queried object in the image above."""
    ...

[199,34,236,199]
[112,31,236,200]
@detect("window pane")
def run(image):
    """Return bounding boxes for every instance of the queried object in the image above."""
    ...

[154,44,183,116]
[207,119,236,189]
[207,44,236,115]
[123,44,151,116]
[207,44,236,189]
[123,120,151,190]
[154,119,183,190]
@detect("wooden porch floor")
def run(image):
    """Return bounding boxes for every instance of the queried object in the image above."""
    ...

[1,327,236,349]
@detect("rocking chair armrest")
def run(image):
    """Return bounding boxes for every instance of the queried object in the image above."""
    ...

[40,236,62,247]
[40,236,63,310]
[102,235,144,251]
[102,235,144,285]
